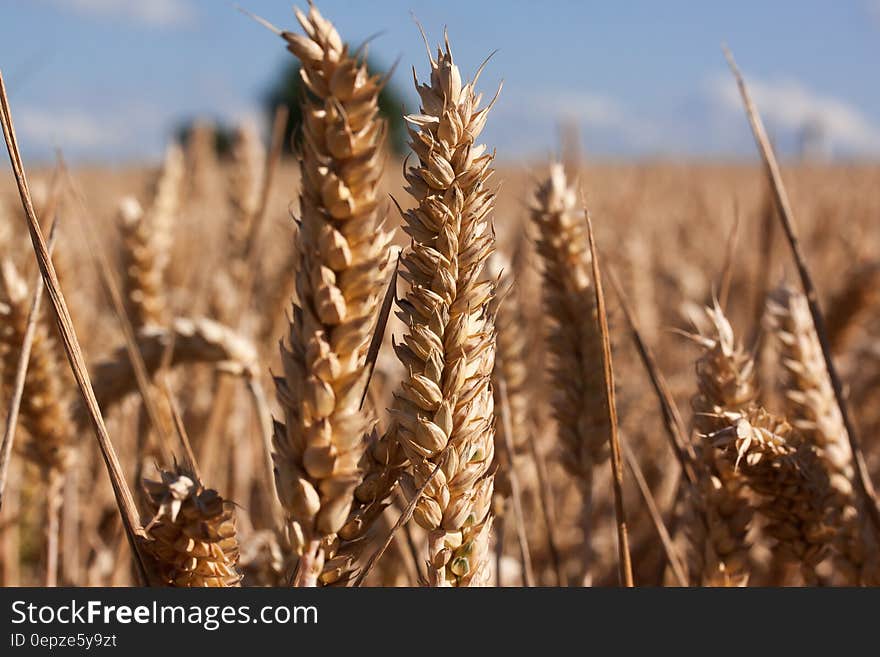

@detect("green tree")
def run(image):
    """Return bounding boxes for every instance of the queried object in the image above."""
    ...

[264,58,408,156]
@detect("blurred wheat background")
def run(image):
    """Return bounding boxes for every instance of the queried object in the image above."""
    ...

[0,2,879,587]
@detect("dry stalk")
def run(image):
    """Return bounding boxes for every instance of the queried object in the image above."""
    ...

[608,268,698,486]
[621,440,688,586]
[586,215,633,587]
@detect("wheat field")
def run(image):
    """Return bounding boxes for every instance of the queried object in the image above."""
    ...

[1,4,879,587]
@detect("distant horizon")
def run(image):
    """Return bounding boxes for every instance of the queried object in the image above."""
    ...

[2,1,880,163]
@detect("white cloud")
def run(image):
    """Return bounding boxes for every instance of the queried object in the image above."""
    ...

[51,0,195,27]
[12,97,265,162]
[709,74,880,155]
[528,92,625,126]
[16,107,125,150]
[501,90,662,151]
[13,102,170,161]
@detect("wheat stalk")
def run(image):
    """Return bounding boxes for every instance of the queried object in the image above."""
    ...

[270,4,392,584]
[183,121,218,204]
[213,123,267,325]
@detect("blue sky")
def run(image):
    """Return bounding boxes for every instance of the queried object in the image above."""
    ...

[2,0,880,163]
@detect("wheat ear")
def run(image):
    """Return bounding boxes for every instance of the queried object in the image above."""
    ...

[83,316,259,423]
[0,258,73,585]
[710,407,834,584]
[147,143,184,274]
[228,122,265,266]
[530,163,607,584]
[688,304,755,586]
[767,286,876,583]
[118,196,167,330]
[271,4,392,583]
[140,467,241,587]
[389,32,498,587]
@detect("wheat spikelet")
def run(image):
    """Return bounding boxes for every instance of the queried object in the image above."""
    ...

[711,407,835,584]
[767,285,875,584]
[390,34,498,587]
[530,163,606,583]
[688,304,755,586]
[84,317,259,422]
[117,196,167,330]
[140,467,240,587]
[271,4,392,579]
